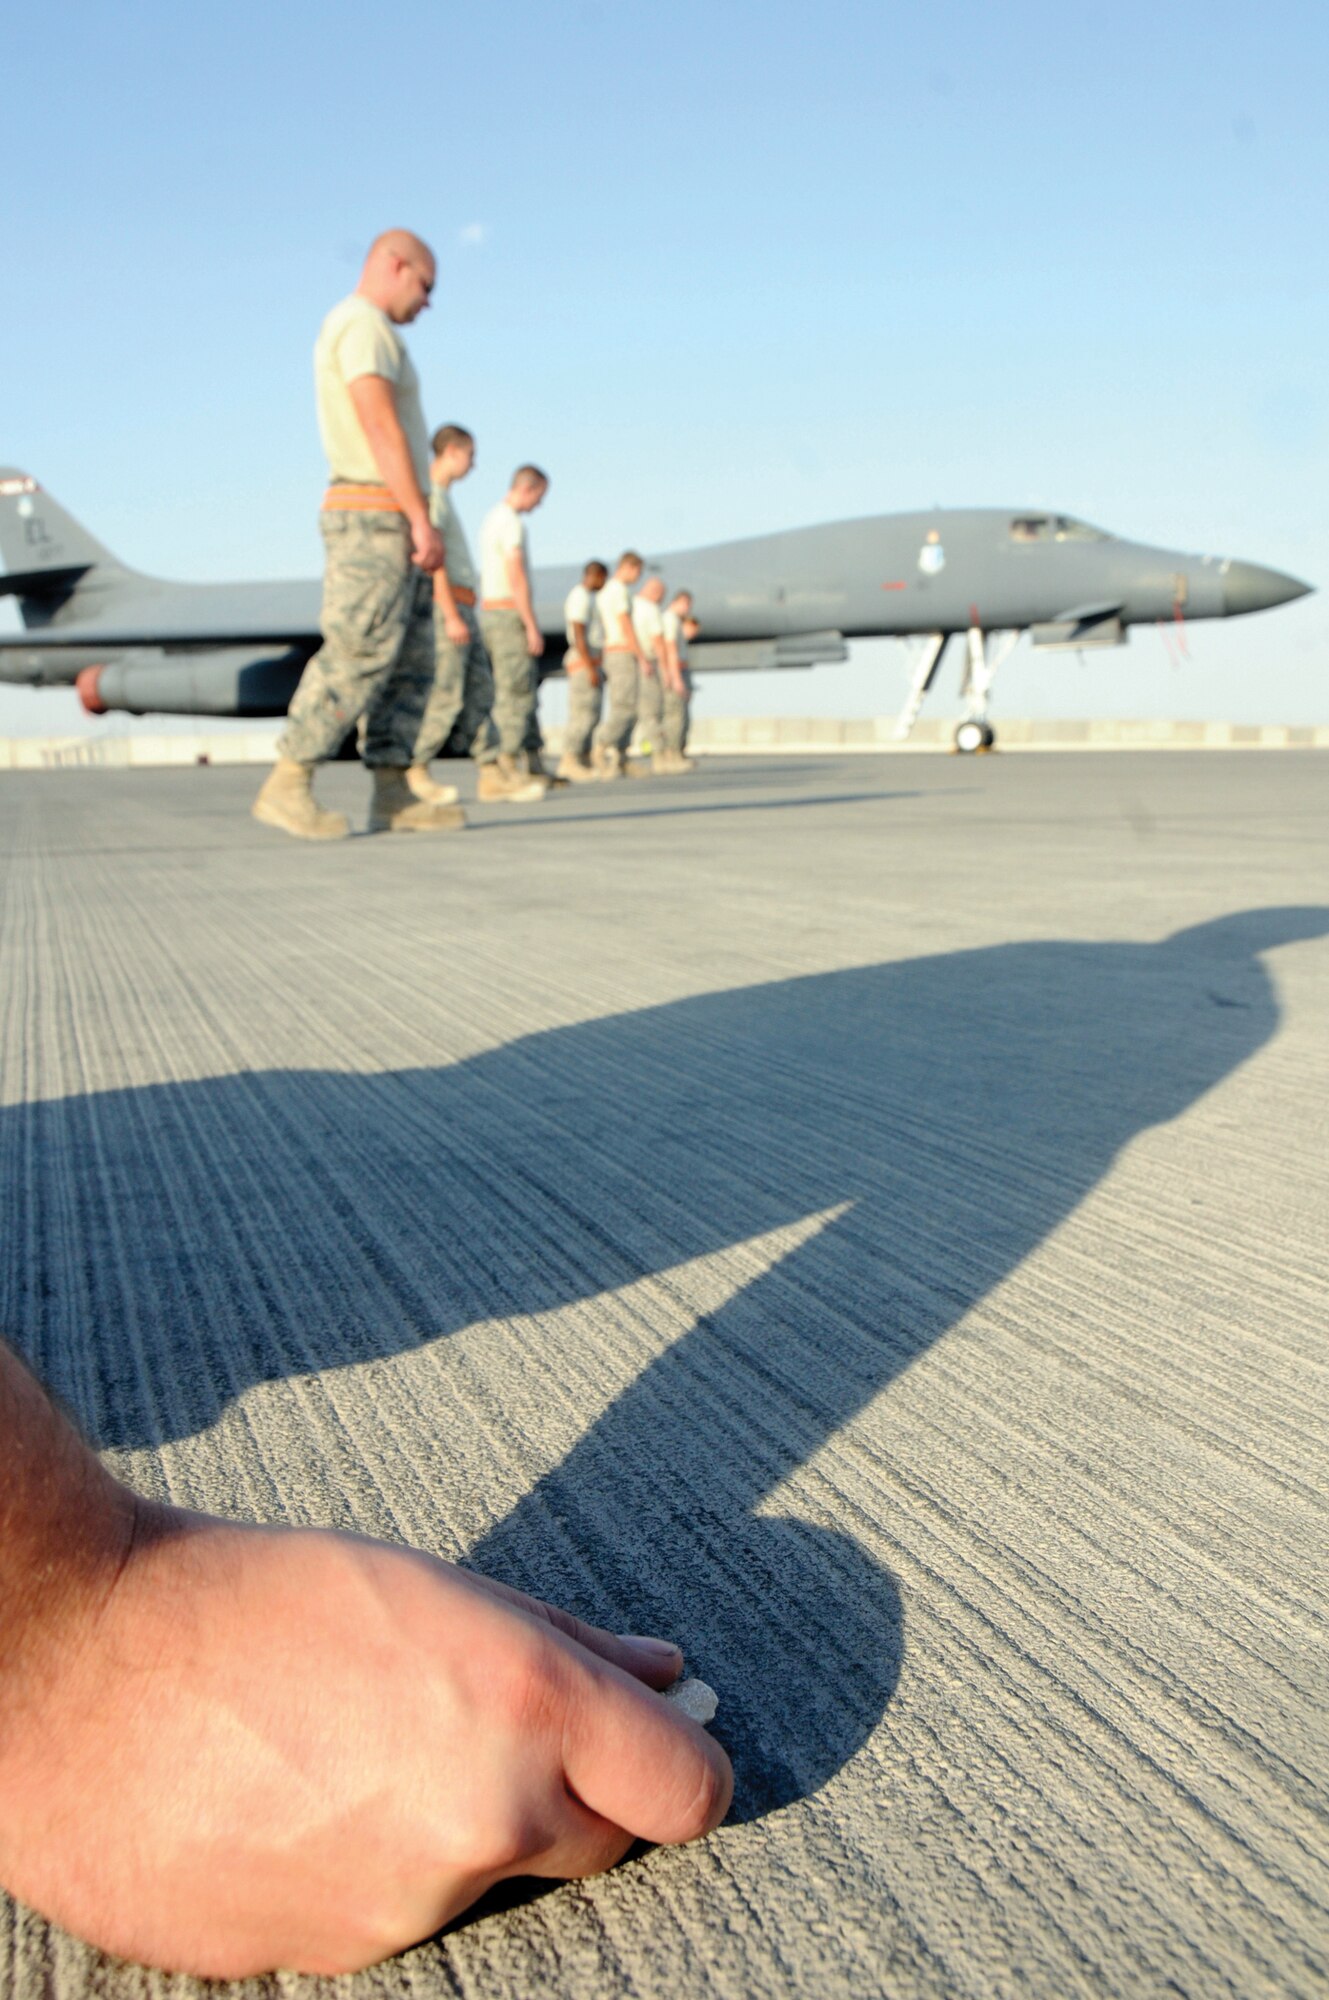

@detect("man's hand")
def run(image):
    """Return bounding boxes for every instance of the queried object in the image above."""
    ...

[432,571,471,642]
[505,545,543,658]
[411,516,445,573]
[568,653,602,689]
[0,1504,731,1979]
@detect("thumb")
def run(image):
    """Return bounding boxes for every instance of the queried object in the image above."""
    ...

[559,1652,733,1847]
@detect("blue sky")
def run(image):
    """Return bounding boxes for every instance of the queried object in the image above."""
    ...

[2,0,1325,733]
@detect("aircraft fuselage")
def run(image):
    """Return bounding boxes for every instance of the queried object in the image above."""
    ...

[0,474,1310,734]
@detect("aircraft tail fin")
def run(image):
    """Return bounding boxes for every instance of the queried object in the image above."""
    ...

[0,469,139,627]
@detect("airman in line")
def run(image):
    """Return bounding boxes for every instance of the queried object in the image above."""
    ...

[591,551,650,779]
[658,589,698,772]
[559,560,608,782]
[631,575,667,765]
[479,466,551,798]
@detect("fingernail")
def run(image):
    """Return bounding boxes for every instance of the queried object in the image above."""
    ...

[621,1635,683,1662]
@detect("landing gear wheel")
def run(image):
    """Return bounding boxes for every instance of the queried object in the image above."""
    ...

[980,722,996,750]
[954,718,987,755]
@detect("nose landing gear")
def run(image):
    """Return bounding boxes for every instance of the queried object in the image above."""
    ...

[952,621,1017,753]
[894,622,1018,750]
[954,718,995,754]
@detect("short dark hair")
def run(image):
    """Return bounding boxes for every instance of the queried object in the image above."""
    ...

[513,464,548,491]
[431,423,474,454]
[584,560,608,584]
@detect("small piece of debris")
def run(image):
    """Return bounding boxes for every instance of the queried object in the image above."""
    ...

[663,1677,719,1726]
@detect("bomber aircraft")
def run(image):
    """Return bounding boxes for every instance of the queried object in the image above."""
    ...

[0,468,1310,752]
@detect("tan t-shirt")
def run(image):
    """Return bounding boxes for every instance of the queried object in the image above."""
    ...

[314,294,430,489]
[598,576,634,649]
[564,583,604,653]
[430,484,478,592]
[632,594,665,656]
[662,607,689,661]
[480,502,526,602]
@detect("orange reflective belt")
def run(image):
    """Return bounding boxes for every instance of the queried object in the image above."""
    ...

[451,585,476,606]
[482,597,517,610]
[322,483,404,513]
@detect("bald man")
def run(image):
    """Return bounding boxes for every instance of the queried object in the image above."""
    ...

[253,230,464,840]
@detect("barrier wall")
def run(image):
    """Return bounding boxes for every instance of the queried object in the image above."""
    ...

[684,715,1329,753]
[2,715,1326,771]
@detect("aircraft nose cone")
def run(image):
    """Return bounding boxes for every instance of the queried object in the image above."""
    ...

[1224,561,1312,617]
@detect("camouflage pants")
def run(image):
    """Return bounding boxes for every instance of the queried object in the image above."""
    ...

[637,666,663,749]
[413,603,498,765]
[480,607,538,757]
[523,687,545,759]
[563,663,603,760]
[663,669,692,753]
[593,650,640,756]
[279,511,434,768]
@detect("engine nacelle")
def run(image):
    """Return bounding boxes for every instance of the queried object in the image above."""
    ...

[76,646,308,718]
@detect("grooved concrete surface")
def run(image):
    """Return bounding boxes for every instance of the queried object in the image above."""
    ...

[2,752,1327,1999]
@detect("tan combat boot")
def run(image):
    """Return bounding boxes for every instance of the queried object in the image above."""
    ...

[252,758,350,840]
[591,743,623,780]
[555,752,598,783]
[654,748,697,775]
[367,767,466,833]
[406,763,461,806]
[476,754,548,803]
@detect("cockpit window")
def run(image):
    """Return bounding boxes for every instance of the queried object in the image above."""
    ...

[1010,514,1108,543]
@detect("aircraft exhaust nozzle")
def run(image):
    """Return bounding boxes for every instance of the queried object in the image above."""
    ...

[1223,562,1312,618]
[76,665,108,714]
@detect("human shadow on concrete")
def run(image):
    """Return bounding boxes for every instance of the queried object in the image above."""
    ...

[5,906,1326,1821]
[465,787,923,832]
